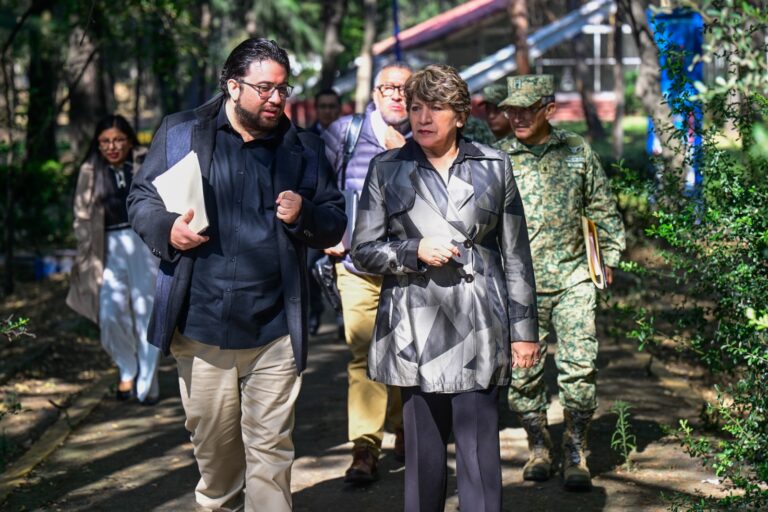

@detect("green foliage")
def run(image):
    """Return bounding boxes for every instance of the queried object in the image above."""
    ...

[610,400,637,471]
[611,2,768,508]
[1,315,32,342]
[0,154,73,250]
[623,69,644,115]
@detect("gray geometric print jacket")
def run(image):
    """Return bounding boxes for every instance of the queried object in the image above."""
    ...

[352,138,538,393]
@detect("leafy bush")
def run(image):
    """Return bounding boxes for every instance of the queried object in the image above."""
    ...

[0,151,74,252]
[624,69,644,115]
[615,2,768,508]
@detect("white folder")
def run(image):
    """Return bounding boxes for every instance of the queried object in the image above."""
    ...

[151,151,209,234]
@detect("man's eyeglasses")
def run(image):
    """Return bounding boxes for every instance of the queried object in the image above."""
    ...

[239,81,294,99]
[376,84,405,97]
[98,137,129,149]
[503,102,548,120]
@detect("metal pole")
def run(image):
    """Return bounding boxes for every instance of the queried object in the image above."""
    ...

[392,0,403,62]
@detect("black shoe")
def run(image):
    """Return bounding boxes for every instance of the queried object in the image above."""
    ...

[116,388,132,401]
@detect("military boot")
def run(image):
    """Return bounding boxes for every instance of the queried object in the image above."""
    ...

[519,411,554,481]
[562,408,594,491]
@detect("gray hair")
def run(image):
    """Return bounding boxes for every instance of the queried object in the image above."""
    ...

[373,62,414,87]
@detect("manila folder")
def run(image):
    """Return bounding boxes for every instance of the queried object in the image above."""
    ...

[151,151,209,234]
[581,216,607,290]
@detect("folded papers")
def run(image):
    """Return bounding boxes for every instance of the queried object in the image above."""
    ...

[152,151,209,234]
[582,216,607,289]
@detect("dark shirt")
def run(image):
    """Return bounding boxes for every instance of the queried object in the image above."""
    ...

[104,160,134,230]
[180,104,288,349]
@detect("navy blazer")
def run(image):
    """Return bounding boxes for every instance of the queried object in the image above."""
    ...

[127,95,346,373]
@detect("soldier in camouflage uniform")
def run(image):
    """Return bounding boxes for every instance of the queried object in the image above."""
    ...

[462,114,495,145]
[494,75,625,490]
[481,83,513,140]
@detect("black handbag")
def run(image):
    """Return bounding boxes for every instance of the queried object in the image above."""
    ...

[312,255,342,313]
[312,115,364,315]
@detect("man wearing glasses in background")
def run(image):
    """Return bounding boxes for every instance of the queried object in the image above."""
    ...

[128,38,345,511]
[495,75,625,491]
[321,62,412,484]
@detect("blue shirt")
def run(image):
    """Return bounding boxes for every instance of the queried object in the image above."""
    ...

[180,104,288,349]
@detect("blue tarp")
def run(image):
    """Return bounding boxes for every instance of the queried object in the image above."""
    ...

[647,8,704,191]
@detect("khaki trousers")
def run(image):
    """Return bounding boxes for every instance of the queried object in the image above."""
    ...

[335,264,403,455]
[172,332,302,512]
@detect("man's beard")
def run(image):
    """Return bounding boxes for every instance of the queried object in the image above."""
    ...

[235,98,280,133]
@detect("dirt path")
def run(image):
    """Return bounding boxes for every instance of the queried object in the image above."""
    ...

[1,309,729,512]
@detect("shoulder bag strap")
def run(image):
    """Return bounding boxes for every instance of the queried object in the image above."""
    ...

[340,114,364,191]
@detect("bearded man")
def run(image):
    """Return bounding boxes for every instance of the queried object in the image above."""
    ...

[127,38,345,512]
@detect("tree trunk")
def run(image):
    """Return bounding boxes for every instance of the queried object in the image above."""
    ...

[507,0,530,74]
[320,0,347,90]
[67,27,108,161]
[1,3,36,295]
[151,20,180,116]
[198,3,212,105]
[354,0,377,113]
[2,52,17,295]
[134,29,142,132]
[612,5,625,161]
[25,10,59,166]
[620,0,685,179]
[568,0,605,141]
[183,2,212,110]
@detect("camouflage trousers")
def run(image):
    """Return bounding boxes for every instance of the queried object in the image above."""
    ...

[508,280,598,413]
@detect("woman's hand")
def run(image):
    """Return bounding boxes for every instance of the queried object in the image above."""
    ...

[417,236,460,267]
[512,341,541,369]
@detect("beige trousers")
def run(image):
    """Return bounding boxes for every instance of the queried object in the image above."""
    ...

[172,331,302,512]
[335,264,403,455]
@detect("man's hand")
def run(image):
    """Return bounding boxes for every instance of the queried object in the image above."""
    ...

[605,266,614,286]
[324,242,346,258]
[512,341,541,369]
[417,236,460,267]
[384,126,407,150]
[170,209,209,251]
[276,190,302,224]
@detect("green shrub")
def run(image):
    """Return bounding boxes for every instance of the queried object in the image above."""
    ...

[0,153,74,252]
[613,2,768,508]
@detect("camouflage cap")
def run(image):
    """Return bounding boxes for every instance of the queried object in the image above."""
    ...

[499,75,554,108]
[481,83,508,106]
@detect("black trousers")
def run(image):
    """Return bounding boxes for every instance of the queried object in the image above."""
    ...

[402,386,502,512]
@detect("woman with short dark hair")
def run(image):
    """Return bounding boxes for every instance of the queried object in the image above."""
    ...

[67,115,161,404]
[351,64,539,511]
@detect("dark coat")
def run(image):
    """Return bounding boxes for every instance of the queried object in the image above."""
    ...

[351,139,538,392]
[127,95,346,373]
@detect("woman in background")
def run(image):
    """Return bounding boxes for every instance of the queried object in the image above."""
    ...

[67,115,160,404]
